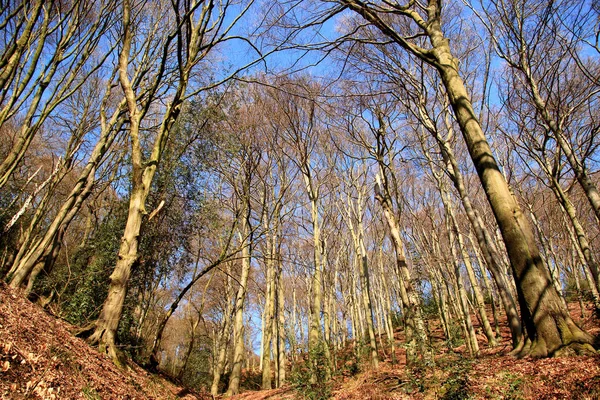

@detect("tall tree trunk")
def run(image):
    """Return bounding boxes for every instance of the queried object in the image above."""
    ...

[301,164,327,383]
[457,223,496,346]
[226,221,252,396]
[276,261,286,387]
[8,100,123,289]
[565,218,600,310]
[550,177,600,297]
[429,30,594,355]
[345,191,379,368]
[421,135,496,347]
[88,184,145,365]
[377,247,396,360]
[374,173,429,364]
[211,266,234,396]
[427,101,522,347]
[261,235,275,389]
[443,198,480,356]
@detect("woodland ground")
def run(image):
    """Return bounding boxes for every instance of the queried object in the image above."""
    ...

[1,281,599,399]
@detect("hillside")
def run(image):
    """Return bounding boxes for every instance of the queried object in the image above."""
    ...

[0,283,209,400]
[2,280,600,400]
[232,304,600,400]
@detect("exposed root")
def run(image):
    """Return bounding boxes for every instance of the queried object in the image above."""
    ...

[87,326,128,369]
[73,322,96,338]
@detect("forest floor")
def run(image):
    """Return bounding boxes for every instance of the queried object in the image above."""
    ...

[0,283,211,400]
[232,303,600,400]
[326,305,600,400]
[1,280,600,399]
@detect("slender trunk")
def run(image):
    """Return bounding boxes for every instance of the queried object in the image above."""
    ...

[521,61,600,223]
[565,217,600,310]
[277,262,286,386]
[345,193,379,367]
[377,247,396,360]
[444,203,479,356]
[374,174,429,364]
[550,177,600,296]
[178,315,200,380]
[569,254,586,319]
[226,222,252,397]
[528,207,568,308]
[472,239,501,338]
[8,113,120,288]
[211,267,234,396]
[422,136,496,347]
[458,228,496,346]
[261,242,275,389]
[428,102,522,347]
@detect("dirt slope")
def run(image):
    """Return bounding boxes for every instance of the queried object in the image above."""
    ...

[231,303,600,400]
[2,280,599,400]
[0,283,209,400]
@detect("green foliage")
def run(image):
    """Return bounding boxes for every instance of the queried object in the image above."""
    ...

[390,310,404,330]
[333,342,362,378]
[178,342,213,391]
[421,295,439,320]
[496,372,524,400]
[439,358,474,400]
[290,343,332,400]
[35,201,128,326]
[445,322,465,348]
[403,362,427,394]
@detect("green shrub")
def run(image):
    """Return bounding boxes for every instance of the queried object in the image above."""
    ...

[290,343,332,400]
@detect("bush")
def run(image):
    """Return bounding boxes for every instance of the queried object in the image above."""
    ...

[290,343,332,400]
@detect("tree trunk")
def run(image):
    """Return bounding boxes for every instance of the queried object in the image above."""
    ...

[261,242,275,389]
[211,266,234,396]
[431,104,522,347]
[422,134,496,347]
[457,224,496,346]
[443,200,480,356]
[345,192,379,367]
[430,29,594,355]
[551,177,600,297]
[276,262,286,387]
[226,222,252,396]
[87,185,145,365]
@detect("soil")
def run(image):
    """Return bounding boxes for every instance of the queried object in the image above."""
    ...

[1,280,599,400]
[0,283,210,400]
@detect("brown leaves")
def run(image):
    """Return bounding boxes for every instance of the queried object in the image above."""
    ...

[0,283,205,399]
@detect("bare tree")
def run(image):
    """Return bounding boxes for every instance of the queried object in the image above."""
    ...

[303,0,596,356]
[88,0,257,364]
[0,0,118,189]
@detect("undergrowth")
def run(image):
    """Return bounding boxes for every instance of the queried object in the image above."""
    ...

[290,342,332,400]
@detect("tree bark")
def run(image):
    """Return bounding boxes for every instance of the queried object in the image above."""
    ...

[211,264,234,396]
[226,220,252,396]
[430,31,594,356]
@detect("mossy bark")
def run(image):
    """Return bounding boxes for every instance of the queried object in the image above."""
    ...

[429,30,595,356]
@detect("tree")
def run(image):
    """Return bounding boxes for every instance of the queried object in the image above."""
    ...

[477,0,600,223]
[312,0,595,356]
[0,0,118,189]
[88,0,257,364]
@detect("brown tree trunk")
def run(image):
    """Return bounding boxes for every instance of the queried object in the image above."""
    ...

[211,265,234,396]
[430,30,594,356]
